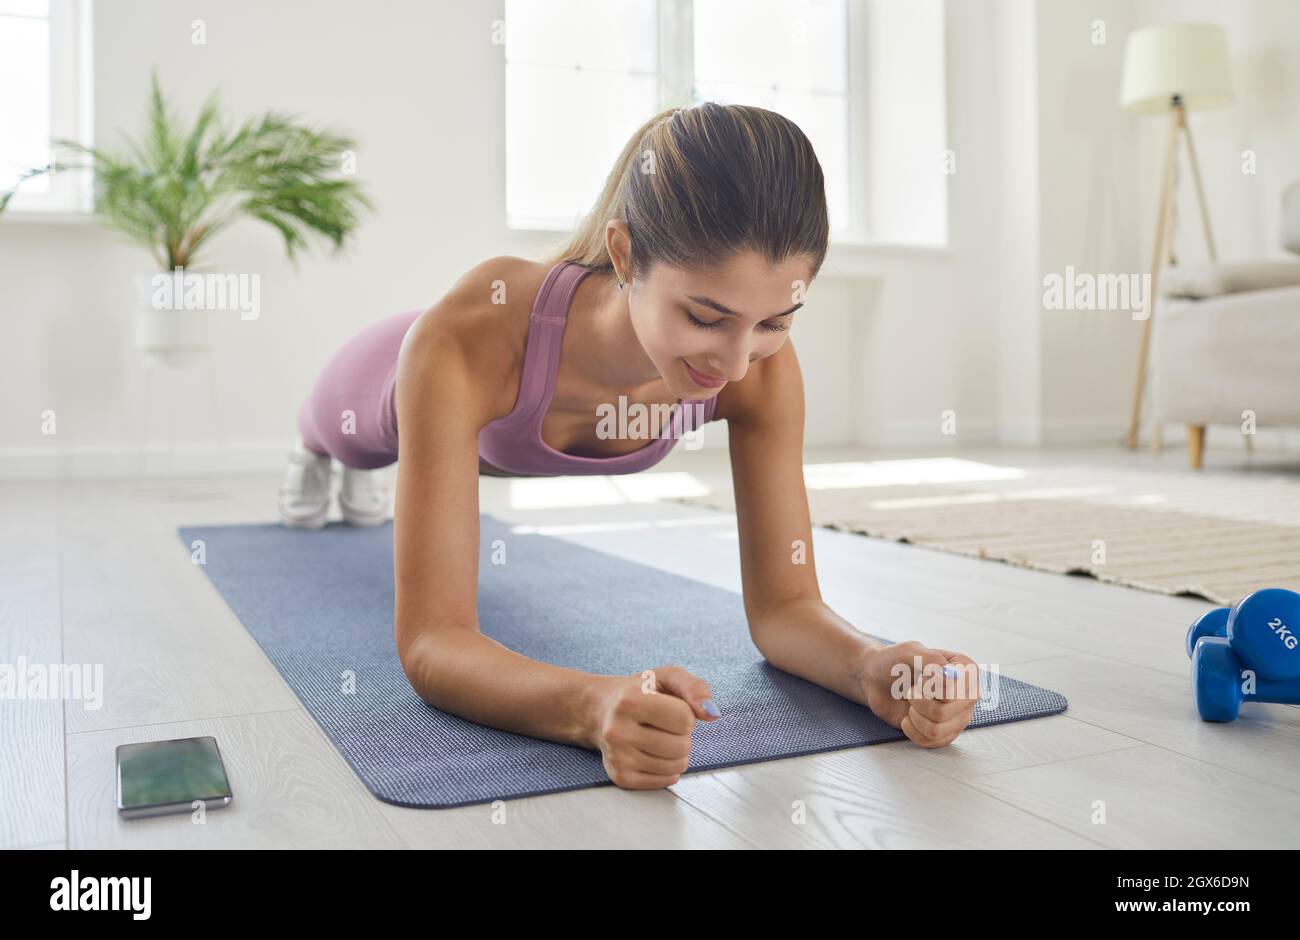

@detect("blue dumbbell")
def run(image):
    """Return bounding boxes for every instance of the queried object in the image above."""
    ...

[1185,589,1300,680]
[1192,636,1300,721]
[1186,606,1229,658]
[1226,588,1300,681]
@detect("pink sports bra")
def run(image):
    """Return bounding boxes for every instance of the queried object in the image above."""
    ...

[476,260,719,476]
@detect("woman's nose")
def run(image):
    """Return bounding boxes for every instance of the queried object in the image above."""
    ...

[713,343,752,383]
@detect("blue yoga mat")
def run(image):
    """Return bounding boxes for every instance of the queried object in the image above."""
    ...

[179,515,1067,808]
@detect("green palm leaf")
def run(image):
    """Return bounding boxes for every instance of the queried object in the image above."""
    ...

[0,69,371,269]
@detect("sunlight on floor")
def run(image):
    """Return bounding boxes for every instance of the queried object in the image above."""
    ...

[803,458,1026,490]
[506,458,1033,510]
[507,476,625,509]
[507,471,711,509]
[867,484,1118,510]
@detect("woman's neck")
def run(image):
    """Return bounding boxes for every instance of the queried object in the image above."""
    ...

[568,270,666,395]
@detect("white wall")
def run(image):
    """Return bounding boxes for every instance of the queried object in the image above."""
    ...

[985,0,1300,452]
[994,0,1044,446]
[1140,0,1300,267]
[831,0,1009,450]
[1,0,515,477]
[0,0,1018,479]
[1035,0,1146,444]
[1032,0,1300,450]
[3,0,1297,480]
[1137,0,1300,459]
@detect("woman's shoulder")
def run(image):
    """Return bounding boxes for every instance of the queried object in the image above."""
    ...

[396,256,552,419]
[410,255,548,339]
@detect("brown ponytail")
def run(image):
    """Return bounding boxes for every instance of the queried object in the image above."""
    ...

[542,102,829,283]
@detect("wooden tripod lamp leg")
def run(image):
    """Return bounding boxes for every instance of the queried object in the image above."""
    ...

[1126,104,1182,449]
[1180,112,1218,263]
[1182,109,1229,466]
[1187,424,1206,470]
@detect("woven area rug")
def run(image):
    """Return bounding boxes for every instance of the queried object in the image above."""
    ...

[669,458,1300,605]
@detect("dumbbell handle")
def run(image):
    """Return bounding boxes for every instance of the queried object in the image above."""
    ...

[1242,674,1300,704]
[1198,642,1300,703]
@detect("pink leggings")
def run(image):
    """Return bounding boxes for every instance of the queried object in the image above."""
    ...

[297,309,424,469]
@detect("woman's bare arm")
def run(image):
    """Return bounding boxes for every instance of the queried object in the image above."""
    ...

[722,336,979,746]
[719,336,877,700]
[391,274,615,750]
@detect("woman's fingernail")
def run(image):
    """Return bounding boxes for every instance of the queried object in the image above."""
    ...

[701,699,721,717]
[942,665,960,679]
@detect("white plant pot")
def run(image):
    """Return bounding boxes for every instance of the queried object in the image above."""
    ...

[134,271,208,367]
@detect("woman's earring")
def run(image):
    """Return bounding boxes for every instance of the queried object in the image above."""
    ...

[617,276,625,292]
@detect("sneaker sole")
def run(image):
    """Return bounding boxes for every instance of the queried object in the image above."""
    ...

[280,504,329,530]
[339,500,388,527]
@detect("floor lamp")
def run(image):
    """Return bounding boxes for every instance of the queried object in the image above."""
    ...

[1120,23,1232,451]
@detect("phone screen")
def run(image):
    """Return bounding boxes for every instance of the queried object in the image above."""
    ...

[116,736,233,814]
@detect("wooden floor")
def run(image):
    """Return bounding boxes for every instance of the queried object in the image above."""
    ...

[5,441,1299,849]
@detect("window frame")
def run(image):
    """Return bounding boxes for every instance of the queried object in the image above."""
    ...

[1,0,94,220]
[504,0,872,243]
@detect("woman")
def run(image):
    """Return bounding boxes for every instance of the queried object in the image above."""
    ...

[280,103,980,790]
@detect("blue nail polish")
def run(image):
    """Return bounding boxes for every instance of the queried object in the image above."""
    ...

[942,664,960,679]
[701,699,721,717]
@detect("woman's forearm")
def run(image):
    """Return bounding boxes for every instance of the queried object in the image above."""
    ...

[399,628,616,749]
[748,597,880,706]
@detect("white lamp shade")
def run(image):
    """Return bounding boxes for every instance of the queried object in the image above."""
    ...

[1119,23,1232,113]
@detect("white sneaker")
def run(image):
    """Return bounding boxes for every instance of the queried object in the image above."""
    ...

[340,466,389,526]
[278,441,333,530]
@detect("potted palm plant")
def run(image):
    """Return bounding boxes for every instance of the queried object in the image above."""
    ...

[1,72,372,365]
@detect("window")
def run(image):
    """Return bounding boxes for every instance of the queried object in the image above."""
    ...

[504,0,661,231]
[0,0,93,214]
[692,0,850,234]
[504,0,947,247]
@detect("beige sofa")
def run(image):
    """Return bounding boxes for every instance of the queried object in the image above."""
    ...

[1151,181,1300,469]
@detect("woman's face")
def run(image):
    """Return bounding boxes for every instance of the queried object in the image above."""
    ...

[629,250,814,399]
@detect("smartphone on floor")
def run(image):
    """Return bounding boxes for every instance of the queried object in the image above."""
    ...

[116,735,233,819]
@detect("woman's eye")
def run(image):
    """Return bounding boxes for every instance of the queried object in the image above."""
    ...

[686,310,790,333]
[685,311,725,330]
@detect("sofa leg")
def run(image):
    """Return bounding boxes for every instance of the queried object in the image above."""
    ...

[1187,424,1206,470]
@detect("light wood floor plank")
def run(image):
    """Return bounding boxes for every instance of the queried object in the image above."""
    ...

[0,483,65,849]
[29,442,1300,848]
[941,594,1209,678]
[964,744,1300,848]
[667,743,1101,848]
[57,481,300,734]
[378,788,754,849]
[997,654,1300,797]
[67,709,405,849]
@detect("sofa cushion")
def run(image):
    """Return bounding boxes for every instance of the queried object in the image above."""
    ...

[1162,260,1300,299]
[1285,180,1300,255]
[1152,288,1300,425]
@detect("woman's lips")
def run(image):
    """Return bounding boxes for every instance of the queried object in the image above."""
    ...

[682,359,726,389]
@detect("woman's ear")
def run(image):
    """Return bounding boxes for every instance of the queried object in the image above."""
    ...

[605,220,632,278]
